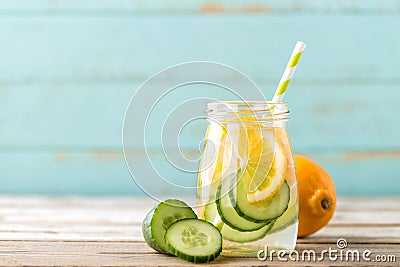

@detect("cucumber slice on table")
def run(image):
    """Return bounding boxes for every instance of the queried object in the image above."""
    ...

[142,199,197,254]
[165,218,222,263]
[221,220,275,243]
[269,204,298,234]
[231,179,290,222]
[216,184,269,231]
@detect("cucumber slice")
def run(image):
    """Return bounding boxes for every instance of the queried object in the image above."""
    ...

[203,202,223,230]
[142,199,197,254]
[269,204,298,234]
[231,178,290,222]
[216,184,268,231]
[165,218,222,263]
[221,220,274,243]
[142,207,163,253]
[204,202,218,223]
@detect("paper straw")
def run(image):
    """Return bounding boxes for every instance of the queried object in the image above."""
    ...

[272,41,306,103]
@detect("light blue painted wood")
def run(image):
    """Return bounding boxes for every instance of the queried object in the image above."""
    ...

[298,151,400,196]
[0,83,399,151]
[0,150,139,195]
[0,151,399,196]
[0,0,398,13]
[0,1,399,195]
[0,15,399,83]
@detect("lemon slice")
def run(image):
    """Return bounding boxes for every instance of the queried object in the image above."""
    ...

[245,140,286,203]
[238,126,286,204]
[199,123,228,184]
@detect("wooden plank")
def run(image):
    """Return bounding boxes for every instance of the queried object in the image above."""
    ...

[1,206,399,226]
[337,197,400,211]
[1,225,400,242]
[297,152,400,195]
[0,195,158,209]
[1,223,400,242]
[0,151,399,195]
[0,207,147,225]
[1,196,398,211]
[0,241,151,254]
[0,2,399,199]
[0,233,140,242]
[0,196,399,266]
[0,151,139,195]
[1,83,400,150]
[330,211,400,225]
[0,0,398,13]
[0,15,399,83]
[1,241,399,255]
[313,226,400,238]
[298,237,400,244]
[0,196,399,242]
[1,211,399,228]
[0,243,398,266]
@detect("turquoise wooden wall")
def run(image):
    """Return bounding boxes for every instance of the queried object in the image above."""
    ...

[1,1,399,195]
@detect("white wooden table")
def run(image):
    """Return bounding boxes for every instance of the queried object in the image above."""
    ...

[0,196,399,266]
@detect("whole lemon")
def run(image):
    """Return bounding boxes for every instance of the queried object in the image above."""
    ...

[295,155,336,237]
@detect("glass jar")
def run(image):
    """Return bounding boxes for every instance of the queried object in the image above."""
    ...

[197,101,298,257]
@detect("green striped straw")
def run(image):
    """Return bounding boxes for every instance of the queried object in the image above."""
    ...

[272,41,306,103]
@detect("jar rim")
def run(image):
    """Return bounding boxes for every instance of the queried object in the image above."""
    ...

[207,101,287,109]
[206,101,289,123]
[207,101,288,112]
[207,100,288,105]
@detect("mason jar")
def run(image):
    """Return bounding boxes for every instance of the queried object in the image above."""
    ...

[197,101,298,257]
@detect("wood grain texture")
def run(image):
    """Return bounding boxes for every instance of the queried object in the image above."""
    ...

[0,15,399,83]
[0,196,399,266]
[0,151,399,195]
[0,243,397,266]
[1,83,400,150]
[0,0,398,13]
[0,1,399,195]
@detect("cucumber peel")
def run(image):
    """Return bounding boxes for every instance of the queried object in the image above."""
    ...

[268,204,298,234]
[166,218,222,263]
[221,220,275,243]
[216,183,269,231]
[142,199,197,254]
[230,176,290,222]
